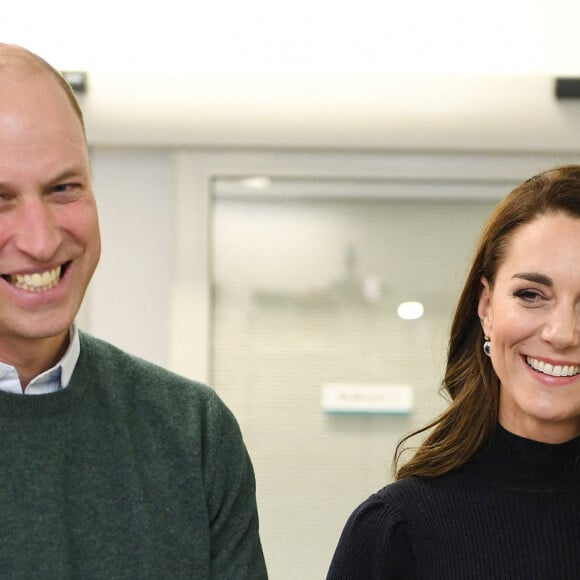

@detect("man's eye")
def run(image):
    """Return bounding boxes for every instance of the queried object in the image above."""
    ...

[53,184,72,193]
[50,183,82,199]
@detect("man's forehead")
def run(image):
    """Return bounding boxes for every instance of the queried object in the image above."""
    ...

[0,69,60,109]
[0,68,86,154]
[0,46,63,99]
[0,44,86,141]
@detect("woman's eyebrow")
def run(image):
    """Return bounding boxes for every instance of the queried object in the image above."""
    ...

[512,272,553,287]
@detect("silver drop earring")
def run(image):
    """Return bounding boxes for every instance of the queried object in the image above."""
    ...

[483,337,491,357]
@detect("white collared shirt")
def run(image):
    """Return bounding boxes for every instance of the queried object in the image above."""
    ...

[0,326,80,395]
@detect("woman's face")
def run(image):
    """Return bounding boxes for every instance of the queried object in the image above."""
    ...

[478,212,580,443]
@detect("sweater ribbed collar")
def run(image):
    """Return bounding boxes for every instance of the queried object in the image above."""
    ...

[472,424,580,490]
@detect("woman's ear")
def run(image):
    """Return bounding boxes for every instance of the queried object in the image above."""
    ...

[477,277,493,337]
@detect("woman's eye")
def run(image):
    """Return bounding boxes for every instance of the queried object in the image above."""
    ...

[514,289,542,302]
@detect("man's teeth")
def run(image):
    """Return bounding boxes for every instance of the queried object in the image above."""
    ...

[526,356,580,377]
[10,267,61,292]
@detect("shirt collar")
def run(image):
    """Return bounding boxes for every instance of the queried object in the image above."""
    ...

[59,325,80,387]
[0,326,80,394]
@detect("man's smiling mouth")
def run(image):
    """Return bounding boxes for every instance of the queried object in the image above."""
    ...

[2,265,64,292]
[526,356,580,377]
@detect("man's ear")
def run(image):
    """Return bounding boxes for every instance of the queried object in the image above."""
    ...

[477,277,493,337]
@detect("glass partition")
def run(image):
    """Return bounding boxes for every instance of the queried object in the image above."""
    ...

[211,178,499,579]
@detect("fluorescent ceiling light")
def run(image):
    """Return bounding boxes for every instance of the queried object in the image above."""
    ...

[239,176,272,190]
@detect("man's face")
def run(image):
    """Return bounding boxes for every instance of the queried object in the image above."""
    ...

[0,70,101,356]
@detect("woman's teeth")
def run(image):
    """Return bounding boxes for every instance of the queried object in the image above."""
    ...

[526,356,580,377]
[9,266,61,292]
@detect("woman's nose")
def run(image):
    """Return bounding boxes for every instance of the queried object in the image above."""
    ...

[541,305,580,350]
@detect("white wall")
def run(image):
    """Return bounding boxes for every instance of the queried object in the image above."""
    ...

[86,149,174,367]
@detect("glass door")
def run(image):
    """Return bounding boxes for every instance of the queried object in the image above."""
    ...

[210,176,499,579]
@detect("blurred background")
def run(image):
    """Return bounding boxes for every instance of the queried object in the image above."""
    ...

[3,1,580,577]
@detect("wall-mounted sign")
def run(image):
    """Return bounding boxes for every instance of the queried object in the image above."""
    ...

[321,382,413,415]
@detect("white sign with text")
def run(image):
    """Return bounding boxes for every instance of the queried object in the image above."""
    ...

[321,383,414,415]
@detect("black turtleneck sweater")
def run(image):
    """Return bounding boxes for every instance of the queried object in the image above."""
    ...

[327,425,580,579]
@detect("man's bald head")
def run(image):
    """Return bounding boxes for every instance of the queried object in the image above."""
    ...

[0,43,85,136]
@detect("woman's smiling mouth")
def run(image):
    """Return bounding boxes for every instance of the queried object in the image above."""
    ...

[526,356,580,377]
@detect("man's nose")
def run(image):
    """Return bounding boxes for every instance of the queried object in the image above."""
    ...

[13,199,61,261]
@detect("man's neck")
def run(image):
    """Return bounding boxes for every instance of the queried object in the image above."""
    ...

[0,331,70,390]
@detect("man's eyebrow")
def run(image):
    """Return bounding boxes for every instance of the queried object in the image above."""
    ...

[512,272,553,287]
[50,167,87,182]
[0,167,88,190]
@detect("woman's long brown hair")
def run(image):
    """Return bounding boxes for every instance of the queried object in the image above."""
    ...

[394,165,580,480]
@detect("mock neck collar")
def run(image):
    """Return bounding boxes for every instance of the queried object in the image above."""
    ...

[470,424,580,490]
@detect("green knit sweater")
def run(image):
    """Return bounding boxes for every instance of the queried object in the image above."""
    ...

[0,332,267,579]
